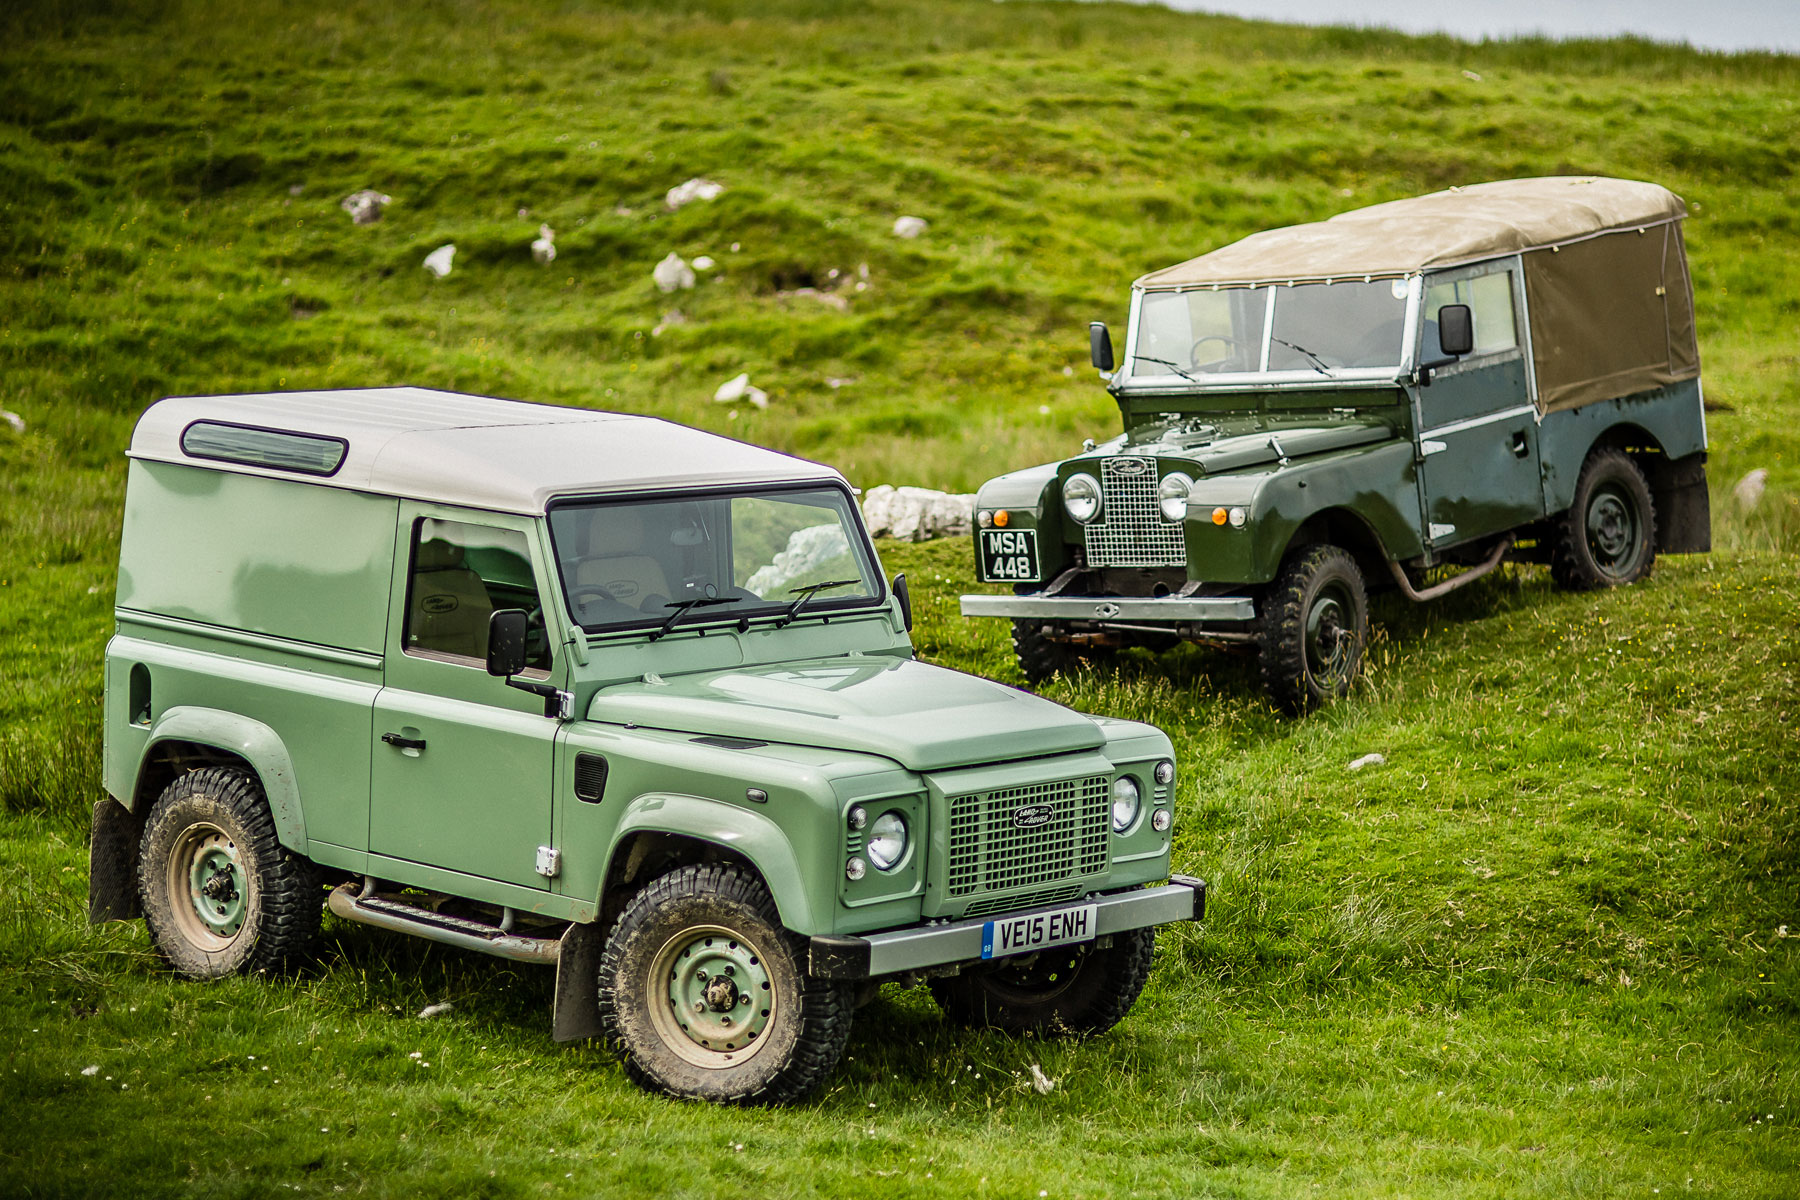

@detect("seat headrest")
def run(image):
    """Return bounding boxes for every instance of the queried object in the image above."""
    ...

[584,508,647,557]
[415,539,466,570]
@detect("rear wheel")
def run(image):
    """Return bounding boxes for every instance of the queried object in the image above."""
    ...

[1551,449,1656,590]
[1258,544,1368,714]
[930,927,1155,1037]
[137,766,323,978]
[598,863,852,1104]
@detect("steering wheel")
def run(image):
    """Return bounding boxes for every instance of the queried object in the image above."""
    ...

[1190,334,1250,371]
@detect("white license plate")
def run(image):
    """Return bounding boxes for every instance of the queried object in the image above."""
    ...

[979,528,1038,582]
[980,902,1098,960]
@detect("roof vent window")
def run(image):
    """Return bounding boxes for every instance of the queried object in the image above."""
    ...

[180,421,348,476]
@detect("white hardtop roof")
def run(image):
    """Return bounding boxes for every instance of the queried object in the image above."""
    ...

[129,387,844,514]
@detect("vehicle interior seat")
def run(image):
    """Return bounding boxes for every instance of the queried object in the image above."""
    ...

[573,510,672,613]
[408,539,494,659]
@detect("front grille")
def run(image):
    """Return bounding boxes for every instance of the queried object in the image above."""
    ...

[947,775,1109,897]
[1084,457,1186,568]
[962,884,1085,920]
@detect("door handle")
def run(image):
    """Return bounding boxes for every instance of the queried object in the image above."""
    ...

[1510,430,1530,458]
[381,732,427,751]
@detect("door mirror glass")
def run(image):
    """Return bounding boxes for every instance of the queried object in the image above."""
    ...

[1089,322,1115,372]
[1436,304,1474,357]
[486,609,530,677]
[891,573,913,633]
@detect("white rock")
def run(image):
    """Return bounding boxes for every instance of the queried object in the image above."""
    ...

[1461,69,1483,82]
[1733,468,1768,509]
[746,524,854,596]
[692,255,715,270]
[862,485,976,542]
[418,1002,453,1019]
[653,252,695,292]
[665,177,725,210]
[1347,753,1386,772]
[422,244,456,278]
[0,410,24,433]
[892,215,929,239]
[1029,1063,1055,1095]
[81,1065,99,1077]
[340,189,391,224]
[531,224,556,265]
[712,372,768,409]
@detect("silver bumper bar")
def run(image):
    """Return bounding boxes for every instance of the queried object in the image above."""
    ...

[960,593,1257,623]
[808,875,1206,980]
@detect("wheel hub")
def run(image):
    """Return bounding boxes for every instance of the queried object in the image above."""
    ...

[179,829,246,939]
[657,928,774,1061]
[1306,590,1350,679]
[1587,490,1635,565]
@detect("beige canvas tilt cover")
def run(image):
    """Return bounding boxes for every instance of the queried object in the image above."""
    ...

[1137,177,1700,413]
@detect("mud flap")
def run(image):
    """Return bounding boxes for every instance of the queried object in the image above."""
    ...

[88,797,144,923]
[552,919,606,1043]
[1652,451,1711,554]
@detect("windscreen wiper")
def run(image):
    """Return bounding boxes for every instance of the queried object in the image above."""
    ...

[648,594,736,641]
[776,579,860,627]
[1270,337,1332,376]
[1132,355,1203,384]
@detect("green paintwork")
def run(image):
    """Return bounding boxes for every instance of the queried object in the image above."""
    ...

[104,414,1184,950]
[187,838,246,936]
[663,928,773,1053]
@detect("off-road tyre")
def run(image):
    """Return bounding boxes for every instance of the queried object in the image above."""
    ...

[1012,620,1104,685]
[1258,543,1369,714]
[930,926,1155,1037]
[598,862,852,1104]
[1550,448,1657,590]
[137,766,324,979]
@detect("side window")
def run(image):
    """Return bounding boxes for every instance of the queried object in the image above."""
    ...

[1425,270,1518,357]
[405,518,551,671]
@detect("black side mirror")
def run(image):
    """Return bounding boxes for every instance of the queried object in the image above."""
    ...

[1089,322,1115,372]
[486,609,530,678]
[891,573,913,633]
[1436,304,1474,357]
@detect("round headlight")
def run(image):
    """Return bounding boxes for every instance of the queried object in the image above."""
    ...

[1158,473,1193,521]
[1110,776,1141,833]
[866,811,909,872]
[1063,473,1102,524]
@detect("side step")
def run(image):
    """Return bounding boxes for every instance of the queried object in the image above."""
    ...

[327,881,561,964]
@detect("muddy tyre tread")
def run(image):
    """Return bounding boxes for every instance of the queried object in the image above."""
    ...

[1550,448,1657,591]
[1012,620,1095,685]
[598,862,852,1104]
[1257,543,1368,714]
[137,765,323,978]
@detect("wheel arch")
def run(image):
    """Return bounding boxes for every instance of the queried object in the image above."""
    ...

[601,795,820,937]
[129,707,306,851]
[1284,506,1390,590]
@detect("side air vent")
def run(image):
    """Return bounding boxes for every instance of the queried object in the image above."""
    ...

[691,735,770,750]
[573,753,609,804]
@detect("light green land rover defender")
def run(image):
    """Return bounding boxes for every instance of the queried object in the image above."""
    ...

[963,177,1710,712]
[89,387,1203,1103]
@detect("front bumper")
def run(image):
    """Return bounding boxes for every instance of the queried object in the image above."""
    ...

[808,875,1206,980]
[960,594,1257,623]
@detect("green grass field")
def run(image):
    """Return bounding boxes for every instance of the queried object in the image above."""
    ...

[2,2,1797,1196]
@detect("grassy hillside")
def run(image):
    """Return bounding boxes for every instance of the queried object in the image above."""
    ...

[1,2,1796,1197]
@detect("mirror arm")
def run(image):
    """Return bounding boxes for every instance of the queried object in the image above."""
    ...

[505,676,572,720]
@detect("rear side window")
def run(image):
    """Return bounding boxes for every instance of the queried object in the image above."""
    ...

[180,421,347,476]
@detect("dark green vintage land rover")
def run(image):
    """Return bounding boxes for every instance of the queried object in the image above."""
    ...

[963,177,1711,711]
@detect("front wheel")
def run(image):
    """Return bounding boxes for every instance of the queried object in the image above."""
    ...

[137,766,323,978]
[1550,448,1656,590]
[1258,544,1369,714]
[598,863,852,1104]
[929,927,1155,1037]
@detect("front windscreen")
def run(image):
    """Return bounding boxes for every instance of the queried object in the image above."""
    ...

[1129,279,1411,383]
[546,485,882,632]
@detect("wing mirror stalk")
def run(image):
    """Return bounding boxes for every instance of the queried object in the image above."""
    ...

[487,609,574,720]
[1417,303,1474,386]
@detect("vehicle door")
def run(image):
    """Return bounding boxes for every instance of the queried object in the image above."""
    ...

[371,507,561,890]
[1414,259,1545,550]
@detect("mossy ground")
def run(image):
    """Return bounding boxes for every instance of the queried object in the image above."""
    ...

[1,2,1796,1196]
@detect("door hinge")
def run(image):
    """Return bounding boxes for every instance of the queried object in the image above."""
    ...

[535,846,562,878]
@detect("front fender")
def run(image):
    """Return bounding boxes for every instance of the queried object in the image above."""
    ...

[608,792,821,935]
[136,707,306,850]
